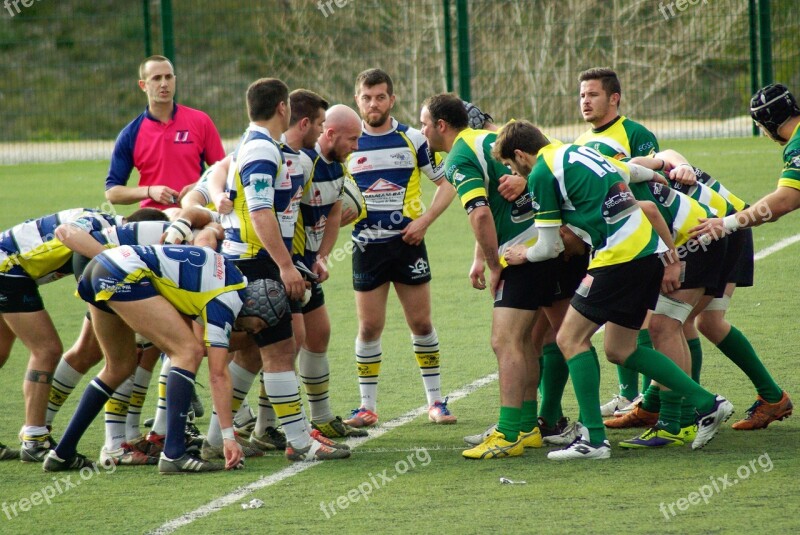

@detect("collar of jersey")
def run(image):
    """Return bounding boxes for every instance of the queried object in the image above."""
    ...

[591,115,623,134]
[361,117,399,136]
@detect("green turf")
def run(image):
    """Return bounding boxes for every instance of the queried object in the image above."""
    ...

[0,138,798,534]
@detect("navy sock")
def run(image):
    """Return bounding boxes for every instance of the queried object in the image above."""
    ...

[55,378,114,460]
[163,367,196,460]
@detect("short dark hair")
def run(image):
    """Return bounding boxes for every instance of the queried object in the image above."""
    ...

[355,68,393,96]
[289,89,329,126]
[423,93,469,130]
[491,120,550,162]
[126,207,170,222]
[247,78,289,122]
[139,55,173,80]
[579,67,622,97]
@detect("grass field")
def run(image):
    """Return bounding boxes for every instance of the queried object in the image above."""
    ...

[0,137,799,534]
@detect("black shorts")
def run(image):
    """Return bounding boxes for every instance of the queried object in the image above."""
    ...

[233,258,293,347]
[72,252,93,283]
[707,228,747,297]
[0,275,44,313]
[494,258,559,311]
[728,228,754,287]
[552,251,590,302]
[352,239,432,292]
[571,255,664,330]
[680,236,726,291]
[301,281,325,314]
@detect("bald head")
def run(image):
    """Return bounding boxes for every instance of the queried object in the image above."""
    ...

[320,104,362,162]
[325,104,361,130]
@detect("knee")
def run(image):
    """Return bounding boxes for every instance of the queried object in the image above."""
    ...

[358,320,384,341]
[604,346,629,365]
[408,319,433,337]
[29,342,64,370]
[555,329,580,358]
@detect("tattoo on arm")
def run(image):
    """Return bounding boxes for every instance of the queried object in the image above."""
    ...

[26,369,53,384]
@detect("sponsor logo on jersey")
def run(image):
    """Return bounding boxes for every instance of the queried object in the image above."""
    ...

[174,130,192,144]
[215,255,224,279]
[363,178,405,208]
[351,156,373,173]
[453,171,466,184]
[389,152,412,166]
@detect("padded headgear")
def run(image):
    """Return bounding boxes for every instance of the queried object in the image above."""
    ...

[750,83,800,142]
[462,100,494,130]
[239,278,288,327]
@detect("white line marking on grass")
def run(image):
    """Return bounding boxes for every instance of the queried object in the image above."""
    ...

[754,234,800,261]
[147,372,499,535]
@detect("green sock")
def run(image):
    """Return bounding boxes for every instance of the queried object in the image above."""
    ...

[641,383,662,413]
[497,406,521,442]
[657,391,682,435]
[617,365,639,401]
[638,329,654,391]
[566,350,606,445]
[688,337,703,384]
[520,400,538,433]
[717,326,783,402]
[680,398,696,428]
[622,346,715,413]
[539,343,568,425]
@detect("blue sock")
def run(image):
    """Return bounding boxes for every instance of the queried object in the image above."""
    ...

[163,367,195,460]
[55,378,114,460]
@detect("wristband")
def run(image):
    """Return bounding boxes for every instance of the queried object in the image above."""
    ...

[147,185,152,200]
[656,158,666,171]
[163,218,193,244]
[222,427,235,441]
[722,214,741,232]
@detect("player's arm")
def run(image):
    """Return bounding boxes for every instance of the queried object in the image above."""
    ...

[638,200,681,293]
[497,174,528,201]
[400,177,456,245]
[55,223,106,258]
[469,241,487,290]
[691,186,799,239]
[504,226,563,264]
[467,203,503,297]
[314,200,343,283]
[208,155,234,214]
[203,297,244,469]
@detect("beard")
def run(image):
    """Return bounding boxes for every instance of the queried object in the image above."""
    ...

[362,108,391,128]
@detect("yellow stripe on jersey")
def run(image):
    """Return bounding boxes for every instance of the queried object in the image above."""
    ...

[397,130,424,220]
[777,178,800,191]
[9,241,72,281]
[589,208,656,269]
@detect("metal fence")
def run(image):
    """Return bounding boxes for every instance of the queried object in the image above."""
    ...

[0,0,797,164]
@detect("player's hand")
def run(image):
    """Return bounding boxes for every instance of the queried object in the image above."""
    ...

[497,174,527,202]
[661,260,682,294]
[669,164,697,185]
[223,438,244,470]
[279,264,306,300]
[213,191,233,215]
[689,217,725,244]
[339,206,358,227]
[148,185,181,206]
[400,217,429,245]
[504,244,529,265]
[162,218,192,244]
[313,257,329,283]
[560,226,586,260]
[469,259,486,290]
[488,265,503,299]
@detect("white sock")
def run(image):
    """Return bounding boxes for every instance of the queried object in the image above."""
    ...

[413,329,442,406]
[355,338,382,412]
[298,347,333,423]
[47,359,85,426]
[235,398,254,425]
[126,366,152,441]
[105,375,134,451]
[254,374,277,436]
[263,371,309,449]
[229,361,257,423]
[151,355,171,435]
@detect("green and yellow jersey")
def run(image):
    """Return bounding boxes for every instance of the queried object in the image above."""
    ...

[528,143,663,269]
[574,116,659,159]
[629,181,713,247]
[777,122,800,191]
[444,128,538,266]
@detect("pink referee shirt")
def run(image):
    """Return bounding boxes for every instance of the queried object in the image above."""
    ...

[105,104,226,209]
